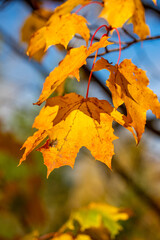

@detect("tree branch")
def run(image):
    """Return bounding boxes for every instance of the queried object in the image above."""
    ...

[88,35,160,58]
[143,1,160,16]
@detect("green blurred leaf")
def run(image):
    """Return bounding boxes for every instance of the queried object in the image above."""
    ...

[64,203,129,237]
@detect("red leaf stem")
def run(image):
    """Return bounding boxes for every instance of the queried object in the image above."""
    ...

[75,1,103,14]
[113,27,121,65]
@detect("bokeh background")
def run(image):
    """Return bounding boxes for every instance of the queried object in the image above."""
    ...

[0,0,160,239]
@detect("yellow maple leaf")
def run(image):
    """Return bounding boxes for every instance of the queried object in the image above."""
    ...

[99,0,135,29]
[26,0,92,57]
[93,58,160,142]
[99,0,150,39]
[34,36,112,106]
[21,8,52,61]
[27,13,90,57]
[20,93,134,177]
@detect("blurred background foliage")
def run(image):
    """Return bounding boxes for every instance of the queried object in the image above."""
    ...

[0,0,160,239]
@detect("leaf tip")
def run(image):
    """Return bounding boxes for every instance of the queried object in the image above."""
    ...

[33,101,41,106]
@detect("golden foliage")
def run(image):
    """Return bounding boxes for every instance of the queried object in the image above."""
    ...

[20,0,159,177]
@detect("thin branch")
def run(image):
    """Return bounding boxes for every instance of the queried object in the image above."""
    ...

[143,2,160,16]
[122,27,137,40]
[88,35,160,58]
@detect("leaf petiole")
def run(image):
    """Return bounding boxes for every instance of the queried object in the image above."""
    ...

[75,1,103,14]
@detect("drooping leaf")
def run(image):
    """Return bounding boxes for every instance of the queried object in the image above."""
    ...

[34,36,112,106]
[100,0,149,39]
[21,8,52,61]
[20,93,134,177]
[27,13,90,57]
[93,58,160,142]
[64,202,129,238]
[130,0,150,39]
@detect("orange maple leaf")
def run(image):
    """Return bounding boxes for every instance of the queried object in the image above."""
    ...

[20,93,134,177]
[34,36,112,106]
[27,13,90,57]
[93,58,160,142]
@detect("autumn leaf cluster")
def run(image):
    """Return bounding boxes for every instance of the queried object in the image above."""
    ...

[20,0,160,177]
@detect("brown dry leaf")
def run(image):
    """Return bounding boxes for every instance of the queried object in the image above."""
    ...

[34,36,112,106]
[27,13,90,57]
[20,93,134,177]
[93,58,160,142]
[21,8,52,61]
[100,0,149,39]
